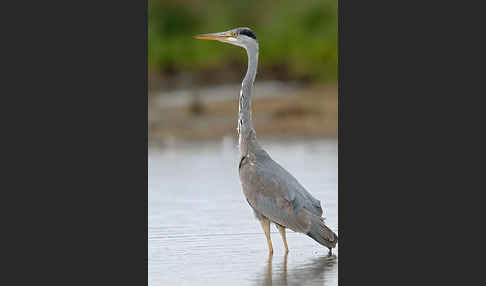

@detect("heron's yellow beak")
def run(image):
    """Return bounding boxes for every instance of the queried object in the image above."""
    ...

[193,32,233,41]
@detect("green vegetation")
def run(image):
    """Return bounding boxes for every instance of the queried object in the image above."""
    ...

[149,0,338,83]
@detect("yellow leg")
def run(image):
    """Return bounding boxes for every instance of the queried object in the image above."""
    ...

[277,224,289,253]
[259,219,273,255]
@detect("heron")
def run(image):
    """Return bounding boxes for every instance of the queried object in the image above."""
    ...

[194,27,338,254]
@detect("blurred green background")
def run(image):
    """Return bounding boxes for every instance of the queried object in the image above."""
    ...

[149,0,338,145]
[149,0,337,83]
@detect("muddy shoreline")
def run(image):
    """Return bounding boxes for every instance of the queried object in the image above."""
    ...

[149,83,337,146]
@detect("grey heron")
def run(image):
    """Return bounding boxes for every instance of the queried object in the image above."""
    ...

[194,27,338,254]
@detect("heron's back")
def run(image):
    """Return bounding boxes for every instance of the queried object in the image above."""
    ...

[239,148,324,232]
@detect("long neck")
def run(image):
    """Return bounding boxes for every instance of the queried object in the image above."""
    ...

[238,42,259,156]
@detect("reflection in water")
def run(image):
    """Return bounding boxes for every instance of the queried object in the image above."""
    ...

[149,139,337,286]
[262,254,273,286]
[256,253,337,286]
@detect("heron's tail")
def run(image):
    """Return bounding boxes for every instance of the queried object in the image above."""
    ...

[307,216,338,249]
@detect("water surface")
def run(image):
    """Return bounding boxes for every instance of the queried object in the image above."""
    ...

[149,138,338,285]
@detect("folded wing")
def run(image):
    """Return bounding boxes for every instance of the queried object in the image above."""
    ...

[239,150,324,233]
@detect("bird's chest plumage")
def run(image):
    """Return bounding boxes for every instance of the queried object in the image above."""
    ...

[239,155,283,211]
[238,155,255,198]
[238,155,262,204]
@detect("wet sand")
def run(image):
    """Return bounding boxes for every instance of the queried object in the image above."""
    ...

[149,139,338,285]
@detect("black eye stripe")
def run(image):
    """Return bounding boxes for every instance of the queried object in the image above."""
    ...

[239,29,256,40]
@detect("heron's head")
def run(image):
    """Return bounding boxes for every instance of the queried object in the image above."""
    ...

[193,27,257,49]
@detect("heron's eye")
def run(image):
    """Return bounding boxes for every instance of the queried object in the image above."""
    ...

[232,32,237,37]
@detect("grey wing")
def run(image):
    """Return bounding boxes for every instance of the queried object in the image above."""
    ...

[266,157,323,217]
[239,152,324,233]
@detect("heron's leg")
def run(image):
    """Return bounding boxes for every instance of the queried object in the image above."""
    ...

[263,252,273,285]
[259,218,273,255]
[277,224,289,253]
[282,251,288,284]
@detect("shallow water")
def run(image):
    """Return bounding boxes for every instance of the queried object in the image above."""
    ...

[149,138,338,285]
